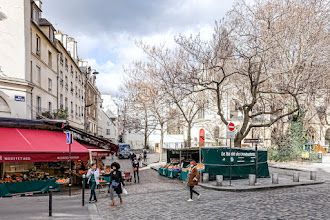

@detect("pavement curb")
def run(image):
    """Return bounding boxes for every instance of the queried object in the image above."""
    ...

[88,203,103,220]
[199,181,325,192]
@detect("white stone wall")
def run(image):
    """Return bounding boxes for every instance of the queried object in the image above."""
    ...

[0,0,32,119]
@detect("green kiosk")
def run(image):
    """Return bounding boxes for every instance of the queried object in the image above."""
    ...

[201,146,270,180]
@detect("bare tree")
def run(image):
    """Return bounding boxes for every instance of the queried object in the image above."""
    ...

[176,0,329,147]
[138,44,208,148]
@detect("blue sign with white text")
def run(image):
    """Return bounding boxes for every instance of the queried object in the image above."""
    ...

[15,96,25,102]
[66,132,72,144]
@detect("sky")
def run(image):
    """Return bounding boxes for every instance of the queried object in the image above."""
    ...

[42,0,235,95]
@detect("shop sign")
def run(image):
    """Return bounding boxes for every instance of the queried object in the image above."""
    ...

[91,151,109,157]
[15,95,25,102]
[0,155,31,161]
[244,139,263,144]
[56,156,79,160]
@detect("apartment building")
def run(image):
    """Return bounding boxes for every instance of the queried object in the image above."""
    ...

[78,61,102,136]
[55,33,85,129]
[0,0,99,132]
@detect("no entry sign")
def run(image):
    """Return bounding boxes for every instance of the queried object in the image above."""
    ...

[228,123,235,131]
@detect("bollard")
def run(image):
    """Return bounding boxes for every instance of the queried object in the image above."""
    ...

[216,175,223,186]
[293,172,299,182]
[49,186,53,217]
[69,177,71,197]
[249,174,256,186]
[272,173,279,184]
[202,173,209,183]
[310,171,316,180]
[82,174,86,206]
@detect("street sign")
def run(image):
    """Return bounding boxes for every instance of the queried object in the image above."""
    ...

[227,122,235,139]
[227,130,236,139]
[228,123,235,131]
[15,95,25,102]
[66,131,72,144]
[244,139,263,144]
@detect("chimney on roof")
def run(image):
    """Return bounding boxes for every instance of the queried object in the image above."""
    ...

[34,0,42,11]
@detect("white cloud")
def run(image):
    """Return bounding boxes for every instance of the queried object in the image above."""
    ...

[42,0,234,94]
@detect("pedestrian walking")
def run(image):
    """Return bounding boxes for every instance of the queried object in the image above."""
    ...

[143,150,147,162]
[187,161,200,202]
[133,159,140,183]
[111,151,114,160]
[87,163,100,203]
[109,162,125,206]
[139,153,143,167]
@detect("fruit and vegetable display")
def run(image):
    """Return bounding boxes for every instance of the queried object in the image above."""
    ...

[56,178,69,184]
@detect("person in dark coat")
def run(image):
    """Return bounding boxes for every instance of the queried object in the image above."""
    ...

[132,159,140,183]
[109,162,125,206]
[187,161,200,202]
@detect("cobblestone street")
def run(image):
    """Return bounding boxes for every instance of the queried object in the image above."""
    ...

[94,156,330,220]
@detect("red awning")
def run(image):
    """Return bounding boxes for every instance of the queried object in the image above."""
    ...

[79,142,110,158]
[0,128,89,162]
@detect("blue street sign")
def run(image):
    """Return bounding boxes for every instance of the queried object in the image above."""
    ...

[66,132,72,144]
[15,95,25,102]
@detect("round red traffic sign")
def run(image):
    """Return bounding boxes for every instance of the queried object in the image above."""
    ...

[228,123,235,131]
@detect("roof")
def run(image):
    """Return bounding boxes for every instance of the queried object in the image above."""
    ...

[39,18,52,26]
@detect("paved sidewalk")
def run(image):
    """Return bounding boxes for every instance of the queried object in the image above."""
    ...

[0,195,92,220]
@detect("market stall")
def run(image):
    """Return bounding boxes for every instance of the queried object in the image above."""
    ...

[201,146,270,180]
[0,127,90,196]
[158,148,205,180]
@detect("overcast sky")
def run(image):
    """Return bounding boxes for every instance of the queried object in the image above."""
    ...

[42,0,234,95]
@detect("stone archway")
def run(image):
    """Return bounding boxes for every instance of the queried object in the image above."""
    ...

[0,96,11,117]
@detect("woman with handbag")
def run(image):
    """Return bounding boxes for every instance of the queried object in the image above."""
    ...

[109,162,125,206]
[86,163,100,203]
[187,161,200,202]
[133,159,140,183]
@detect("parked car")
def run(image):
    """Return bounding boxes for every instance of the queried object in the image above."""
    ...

[118,143,131,159]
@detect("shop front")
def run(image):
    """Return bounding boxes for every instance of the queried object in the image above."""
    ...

[0,127,89,197]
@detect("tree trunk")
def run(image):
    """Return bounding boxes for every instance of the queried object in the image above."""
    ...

[144,109,148,149]
[159,123,164,162]
[187,123,192,148]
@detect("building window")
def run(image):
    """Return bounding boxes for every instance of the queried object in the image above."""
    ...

[71,65,73,75]
[60,94,63,109]
[36,35,40,55]
[65,58,68,70]
[75,104,78,117]
[48,102,52,112]
[71,102,73,115]
[75,86,77,97]
[48,78,52,93]
[106,129,110,135]
[32,7,39,24]
[78,89,80,98]
[60,53,63,65]
[71,82,73,93]
[198,104,205,119]
[65,98,68,110]
[78,107,80,117]
[65,76,68,90]
[60,71,63,86]
[36,65,41,83]
[48,51,52,68]
[36,96,41,113]
[49,28,54,43]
